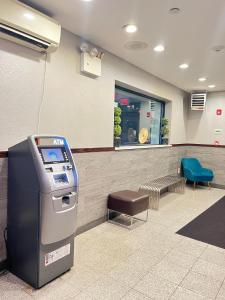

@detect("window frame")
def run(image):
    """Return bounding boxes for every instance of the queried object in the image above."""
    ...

[115,85,166,147]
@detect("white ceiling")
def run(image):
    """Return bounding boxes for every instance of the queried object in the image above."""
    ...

[23,0,225,92]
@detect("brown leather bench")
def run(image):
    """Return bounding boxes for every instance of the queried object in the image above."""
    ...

[107,190,149,228]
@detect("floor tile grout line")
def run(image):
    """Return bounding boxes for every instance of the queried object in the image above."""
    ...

[176,244,225,299]
[214,263,225,299]
[120,237,185,295]
[214,281,224,299]
[168,256,199,299]
[191,257,225,283]
[168,242,210,299]
[121,287,151,300]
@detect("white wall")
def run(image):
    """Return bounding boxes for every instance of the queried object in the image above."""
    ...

[0,39,45,149]
[187,92,225,144]
[0,29,188,150]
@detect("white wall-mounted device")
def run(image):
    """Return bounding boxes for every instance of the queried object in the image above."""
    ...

[81,52,101,77]
[191,93,207,111]
[0,0,61,53]
[80,43,104,78]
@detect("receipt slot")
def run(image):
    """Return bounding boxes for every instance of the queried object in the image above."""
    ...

[7,135,78,288]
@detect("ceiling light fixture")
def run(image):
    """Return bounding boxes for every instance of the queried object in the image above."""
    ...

[89,47,98,57]
[123,24,138,33]
[153,45,165,52]
[82,0,93,2]
[80,43,89,52]
[208,84,216,88]
[169,8,181,14]
[80,42,104,59]
[23,13,35,20]
[179,63,189,69]
[124,41,148,50]
[198,77,207,82]
[212,45,225,52]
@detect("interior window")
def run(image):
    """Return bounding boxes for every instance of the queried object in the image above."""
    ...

[115,86,165,146]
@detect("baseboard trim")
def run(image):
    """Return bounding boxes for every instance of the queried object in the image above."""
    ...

[72,147,115,154]
[76,216,106,236]
[0,151,7,158]
[211,183,225,190]
[172,143,225,148]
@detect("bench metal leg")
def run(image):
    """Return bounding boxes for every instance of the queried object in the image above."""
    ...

[156,189,160,210]
[169,180,185,194]
[182,178,185,193]
[108,209,149,229]
[147,188,160,210]
[151,188,156,210]
[130,216,133,227]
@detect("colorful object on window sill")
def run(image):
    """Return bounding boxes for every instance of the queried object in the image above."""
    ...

[139,128,149,144]
[114,107,122,147]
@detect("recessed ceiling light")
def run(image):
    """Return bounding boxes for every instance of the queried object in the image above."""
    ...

[169,8,181,14]
[179,63,189,69]
[198,77,207,82]
[82,0,93,2]
[212,45,225,52]
[23,13,35,20]
[124,41,148,50]
[208,84,216,88]
[153,45,165,52]
[123,24,138,33]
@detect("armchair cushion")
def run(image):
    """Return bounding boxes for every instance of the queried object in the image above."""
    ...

[181,158,214,183]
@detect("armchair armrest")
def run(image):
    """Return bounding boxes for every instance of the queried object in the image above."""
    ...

[201,168,214,176]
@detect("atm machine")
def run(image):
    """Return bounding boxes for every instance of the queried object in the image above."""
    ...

[7,135,78,288]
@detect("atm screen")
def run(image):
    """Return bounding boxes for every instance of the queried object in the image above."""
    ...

[40,148,65,164]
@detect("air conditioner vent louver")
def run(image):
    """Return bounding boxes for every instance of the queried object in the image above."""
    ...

[191,93,207,111]
[0,24,50,50]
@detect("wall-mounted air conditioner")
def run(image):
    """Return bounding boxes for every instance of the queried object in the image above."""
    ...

[0,0,61,53]
[191,93,207,111]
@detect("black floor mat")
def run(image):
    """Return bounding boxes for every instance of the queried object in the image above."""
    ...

[177,196,225,249]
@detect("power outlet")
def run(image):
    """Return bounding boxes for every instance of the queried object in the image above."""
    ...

[177,167,181,174]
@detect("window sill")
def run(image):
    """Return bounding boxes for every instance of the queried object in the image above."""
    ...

[115,144,172,151]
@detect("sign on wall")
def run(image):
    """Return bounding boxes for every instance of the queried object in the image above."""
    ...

[216,109,222,116]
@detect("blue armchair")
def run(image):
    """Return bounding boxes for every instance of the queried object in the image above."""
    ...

[181,157,214,188]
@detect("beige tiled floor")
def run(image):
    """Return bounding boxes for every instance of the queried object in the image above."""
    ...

[1,186,225,299]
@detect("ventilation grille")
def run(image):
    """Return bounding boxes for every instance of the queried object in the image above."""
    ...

[0,23,50,51]
[150,101,155,112]
[191,93,207,111]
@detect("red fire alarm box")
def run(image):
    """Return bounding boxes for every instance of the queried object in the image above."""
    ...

[216,109,222,116]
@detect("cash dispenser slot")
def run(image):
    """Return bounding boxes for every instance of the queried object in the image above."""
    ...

[52,191,77,211]
[62,195,70,205]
